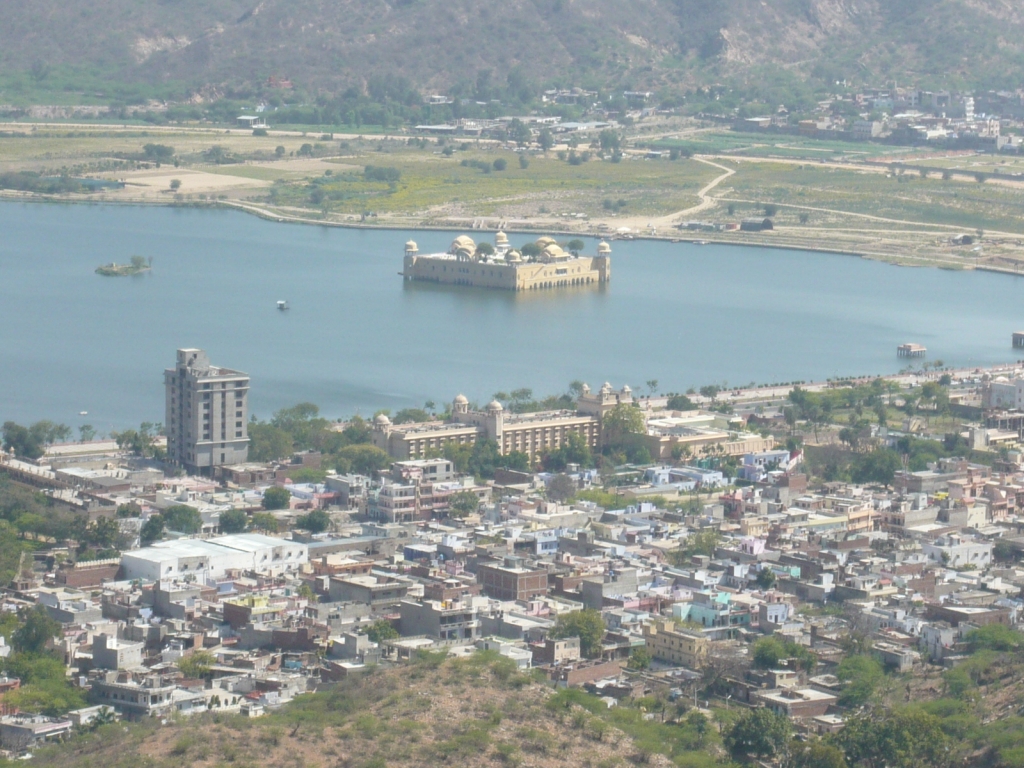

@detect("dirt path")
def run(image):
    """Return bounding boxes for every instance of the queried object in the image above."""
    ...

[600,156,735,233]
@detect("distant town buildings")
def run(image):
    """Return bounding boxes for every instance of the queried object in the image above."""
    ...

[11,357,1024,748]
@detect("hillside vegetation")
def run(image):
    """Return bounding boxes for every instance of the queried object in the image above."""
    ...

[19,652,725,768]
[2,0,1024,102]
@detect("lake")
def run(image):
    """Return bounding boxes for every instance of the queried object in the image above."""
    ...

[0,201,1021,433]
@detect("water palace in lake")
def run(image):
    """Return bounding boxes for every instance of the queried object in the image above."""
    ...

[402,232,611,291]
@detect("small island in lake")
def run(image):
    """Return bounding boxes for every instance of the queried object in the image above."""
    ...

[96,255,152,277]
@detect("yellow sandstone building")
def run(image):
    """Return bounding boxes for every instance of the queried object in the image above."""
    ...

[402,232,611,291]
[372,384,635,460]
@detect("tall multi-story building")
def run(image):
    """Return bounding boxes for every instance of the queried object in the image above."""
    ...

[164,349,249,474]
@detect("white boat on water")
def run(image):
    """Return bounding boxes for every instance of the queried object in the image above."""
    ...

[277,300,289,311]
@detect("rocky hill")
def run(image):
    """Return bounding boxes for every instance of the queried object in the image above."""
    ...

[2,0,1024,99]
[25,653,714,768]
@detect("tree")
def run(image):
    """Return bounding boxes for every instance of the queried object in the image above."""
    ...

[248,423,294,462]
[791,740,848,768]
[508,118,532,147]
[676,529,721,563]
[3,653,87,716]
[752,636,784,669]
[448,490,480,518]
[263,486,291,510]
[836,707,951,768]
[547,473,577,502]
[667,394,697,411]
[163,505,203,534]
[964,623,1023,653]
[993,538,1019,563]
[627,646,652,670]
[250,512,279,533]
[518,155,529,169]
[12,605,60,655]
[2,421,44,459]
[169,179,181,191]
[393,408,431,424]
[219,509,248,534]
[335,444,390,474]
[566,239,585,256]
[140,515,164,545]
[275,145,286,157]
[601,404,646,452]
[755,567,777,590]
[699,385,721,401]
[468,438,503,478]
[598,129,621,152]
[143,143,174,162]
[836,654,884,707]
[851,448,900,487]
[543,431,593,472]
[549,609,605,658]
[492,158,507,171]
[504,451,531,472]
[538,128,554,152]
[687,711,709,744]
[365,619,399,644]
[724,707,791,760]
[178,650,215,678]
[751,636,816,672]
[297,509,331,533]
[476,241,496,257]
[78,424,96,442]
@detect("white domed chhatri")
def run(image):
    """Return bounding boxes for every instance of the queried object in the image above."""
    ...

[454,394,469,405]
[374,413,391,425]
[487,400,504,411]
[495,231,509,247]
[597,241,611,255]
[405,240,418,252]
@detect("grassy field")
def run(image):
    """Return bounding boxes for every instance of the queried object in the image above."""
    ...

[277,149,717,220]
[710,160,1024,235]
[652,131,914,161]
[2,123,1024,272]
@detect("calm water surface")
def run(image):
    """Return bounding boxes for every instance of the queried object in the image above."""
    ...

[0,202,1021,432]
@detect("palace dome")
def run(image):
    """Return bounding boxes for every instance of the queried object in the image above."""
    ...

[451,235,476,252]
[454,394,469,405]
[487,400,504,411]
[405,240,418,251]
[535,236,557,249]
[495,231,509,246]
